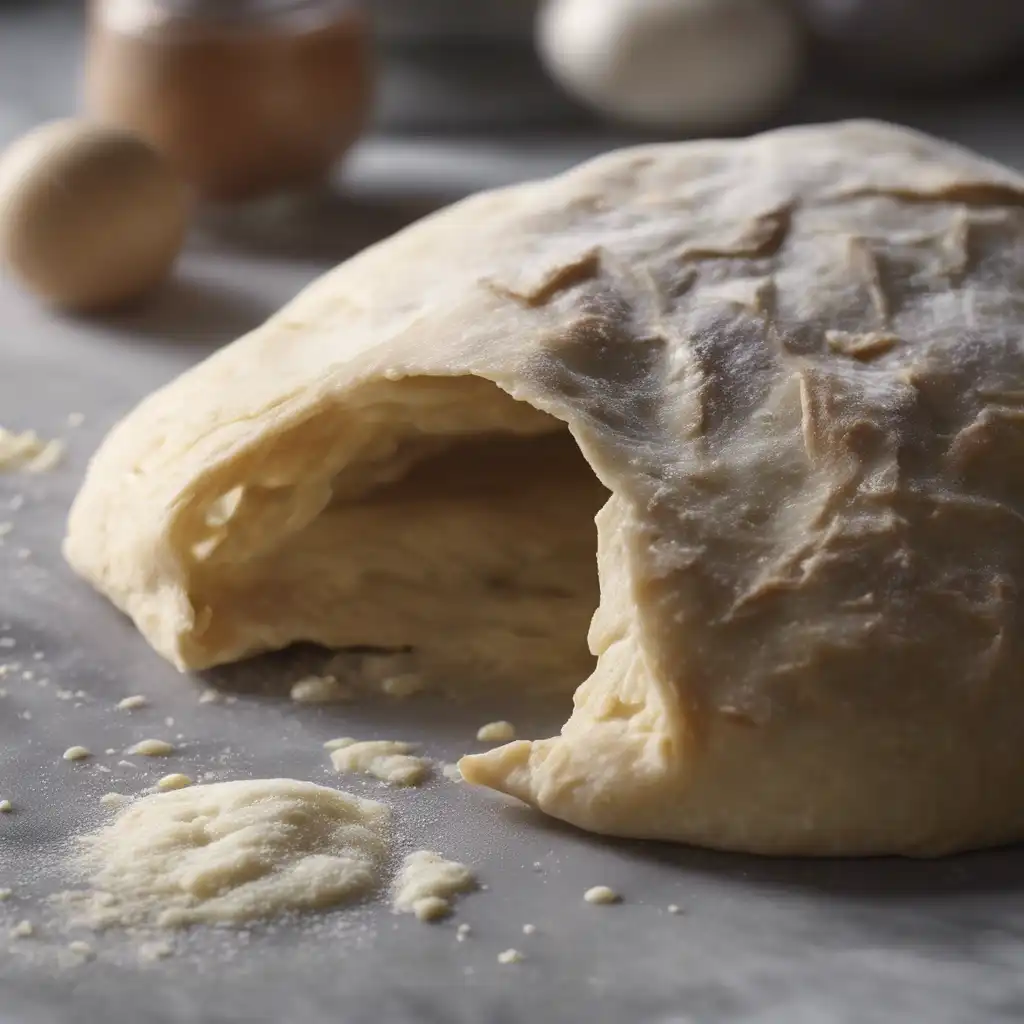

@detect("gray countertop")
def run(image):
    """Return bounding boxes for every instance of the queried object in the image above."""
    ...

[3,5,1024,1024]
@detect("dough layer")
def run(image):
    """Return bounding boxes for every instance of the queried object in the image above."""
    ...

[67,121,1024,855]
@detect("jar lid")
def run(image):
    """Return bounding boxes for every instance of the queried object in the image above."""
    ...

[99,0,359,35]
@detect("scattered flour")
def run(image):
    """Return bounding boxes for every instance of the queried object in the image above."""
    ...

[476,720,516,743]
[0,888,12,900]
[522,923,537,935]
[68,779,390,929]
[10,920,34,939]
[68,940,94,958]
[441,763,463,782]
[0,428,63,473]
[156,774,193,791]
[379,674,425,698]
[583,886,621,905]
[63,746,91,762]
[391,850,477,922]
[117,695,149,711]
[127,739,175,757]
[0,799,12,813]
[328,739,431,786]
[667,904,682,914]
[290,675,352,704]
[139,940,173,961]
[498,948,524,965]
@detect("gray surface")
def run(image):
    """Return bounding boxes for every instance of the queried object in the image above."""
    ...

[5,251,1024,1024]
[4,5,1024,1024]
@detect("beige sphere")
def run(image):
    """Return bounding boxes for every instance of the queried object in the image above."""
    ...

[0,120,188,312]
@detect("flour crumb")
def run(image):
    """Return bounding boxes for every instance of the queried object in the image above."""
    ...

[522,923,537,935]
[667,904,683,915]
[0,427,63,473]
[117,695,149,711]
[99,793,127,807]
[498,948,524,965]
[127,739,174,757]
[380,674,425,698]
[0,799,12,813]
[456,922,472,941]
[532,861,543,871]
[10,920,34,938]
[0,522,11,540]
[290,674,352,704]
[67,779,390,929]
[392,850,477,922]
[139,940,173,961]
[0,888,12,900]
[198,689,223,705]
[68,940,94,958]
[156,773,192,792]
[583,886,621,905]
[67,413,85,428]
[17,710,31,721]
[0,637,15,649]
[410,896,451,922]
[476,720,516,743]
[328,739,431,786]
[63,746,91,762]
[441,763,463,782]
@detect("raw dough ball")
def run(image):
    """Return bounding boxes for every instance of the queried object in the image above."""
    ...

[66,121,1024,856]
[798,0,1024,87]
[0,119,188,312]
[69,779,389,928]
[536,0,803,130]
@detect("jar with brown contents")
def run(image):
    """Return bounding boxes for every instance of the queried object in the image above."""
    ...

[85,0,371,202]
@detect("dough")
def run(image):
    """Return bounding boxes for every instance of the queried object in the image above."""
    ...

[66,121,1024,855]
[69,779,389,928]
[391,850,477,920]
[0,427,63,472]
[327,739,431,786]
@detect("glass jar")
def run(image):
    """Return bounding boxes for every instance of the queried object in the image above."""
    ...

[84,0,371,202]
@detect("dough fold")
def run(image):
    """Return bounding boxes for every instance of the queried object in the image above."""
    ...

[66,121,1024,855]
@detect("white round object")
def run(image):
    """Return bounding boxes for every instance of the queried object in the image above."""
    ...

[536,0,803,130]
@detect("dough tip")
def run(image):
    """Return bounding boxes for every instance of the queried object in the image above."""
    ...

[458,741,535,803]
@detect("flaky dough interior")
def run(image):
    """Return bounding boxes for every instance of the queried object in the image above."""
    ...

[178,374,608,692]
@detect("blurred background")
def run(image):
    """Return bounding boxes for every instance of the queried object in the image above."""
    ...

[0,0,1020,317]
[1,0,1021,197]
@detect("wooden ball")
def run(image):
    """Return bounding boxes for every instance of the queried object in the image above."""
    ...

[0,120,188,312]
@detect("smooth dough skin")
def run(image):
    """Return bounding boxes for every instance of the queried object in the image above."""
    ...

[66,121,1024,856]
